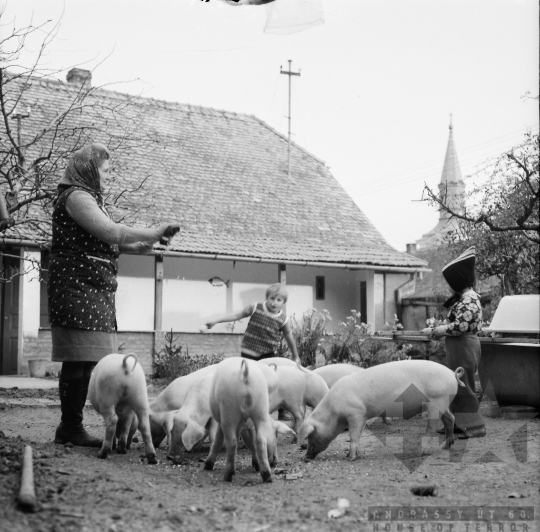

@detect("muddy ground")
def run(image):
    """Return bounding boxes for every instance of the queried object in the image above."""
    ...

[0,386,539,532]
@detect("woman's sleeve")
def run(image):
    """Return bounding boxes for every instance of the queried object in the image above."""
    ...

[444,295,482,336]
[66,191,160,245]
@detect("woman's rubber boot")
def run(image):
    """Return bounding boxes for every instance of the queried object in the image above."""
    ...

[54,375,102,447]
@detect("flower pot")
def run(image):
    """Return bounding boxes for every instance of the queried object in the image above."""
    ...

[28,359,48,378]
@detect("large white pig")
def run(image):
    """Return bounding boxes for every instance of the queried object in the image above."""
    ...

[313,363,392,427]
[149,364,218,448]
[298,360,465,461]
[203,358,294,482]
[88,354,157,464]
[270,366,329,437]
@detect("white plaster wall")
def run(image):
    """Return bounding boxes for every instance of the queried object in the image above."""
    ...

[116,255,155,331]
[21,251,41,337]
[115,254,388,333]
[373,273,385,330]
[116,276,155,331]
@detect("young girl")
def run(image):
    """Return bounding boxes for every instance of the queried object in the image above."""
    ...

[205,283,300,363]
[421,246,486,439]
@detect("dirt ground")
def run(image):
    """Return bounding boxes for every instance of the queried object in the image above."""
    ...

[0,386,539,532]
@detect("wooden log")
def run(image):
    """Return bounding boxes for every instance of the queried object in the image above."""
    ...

[18,445,37,511]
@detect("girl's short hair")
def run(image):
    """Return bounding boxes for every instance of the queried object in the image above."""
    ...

[266,283,288,302]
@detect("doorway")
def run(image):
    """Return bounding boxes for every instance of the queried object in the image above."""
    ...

[1,254,20,375]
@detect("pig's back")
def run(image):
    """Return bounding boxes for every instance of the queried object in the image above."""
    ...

[314,364,364,388]
[150,364,217,411]
[259,357,297,367]
[327,360,457,415]
[211,358,269,418]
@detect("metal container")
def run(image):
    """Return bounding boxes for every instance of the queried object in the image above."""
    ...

[479,295,540,409]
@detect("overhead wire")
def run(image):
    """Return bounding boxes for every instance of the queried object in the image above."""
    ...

[344,125,539,198]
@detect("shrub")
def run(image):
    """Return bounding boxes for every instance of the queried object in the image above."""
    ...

[276,308,331,366]
[152,330,224,382]
[325,310,372,364]
[354,338,413,368]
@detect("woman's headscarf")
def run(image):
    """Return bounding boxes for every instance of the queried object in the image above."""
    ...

[58,143,110,205]
[442,246,476,308]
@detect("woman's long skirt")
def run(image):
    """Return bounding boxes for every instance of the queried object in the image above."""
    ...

[445,333,485,430]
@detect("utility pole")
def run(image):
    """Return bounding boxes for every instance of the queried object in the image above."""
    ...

[280,60,300,180]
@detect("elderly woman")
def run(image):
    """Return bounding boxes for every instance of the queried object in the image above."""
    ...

[49,143,178,447]
[421,246,486,439]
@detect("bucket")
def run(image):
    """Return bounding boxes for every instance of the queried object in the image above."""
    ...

[28,359,48,378]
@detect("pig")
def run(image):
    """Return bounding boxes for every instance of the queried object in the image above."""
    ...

[166,374,219,463]
[298,359,465,461]
[88,353,157,464]
[160,359,279,460]
[149,364,218,448]
[314,363,392,426]
[259,357,307,421]
[270,366,329,438]
[313,363,364,388]
[203,357,294,482]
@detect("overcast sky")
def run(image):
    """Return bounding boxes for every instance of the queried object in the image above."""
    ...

[3,0,538,251]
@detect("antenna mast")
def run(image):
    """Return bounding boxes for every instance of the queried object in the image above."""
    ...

[280,60,300,180]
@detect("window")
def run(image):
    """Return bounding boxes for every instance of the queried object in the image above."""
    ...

[315,276,325,300]
[360,281,367,324]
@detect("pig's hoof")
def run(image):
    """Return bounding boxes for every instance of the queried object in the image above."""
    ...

[223,471,235,482]
[203,461,214,471]
[117,448,127,455]
[147,454,158,465]
[252,460,260,472]
[261,471,273,483]
[299,442,307,450]
[97,451,109,460]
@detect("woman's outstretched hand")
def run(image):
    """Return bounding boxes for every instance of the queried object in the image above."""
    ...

[158,224,181,245]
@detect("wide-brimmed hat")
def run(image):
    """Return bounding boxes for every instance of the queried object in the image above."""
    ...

[442,246,476,294]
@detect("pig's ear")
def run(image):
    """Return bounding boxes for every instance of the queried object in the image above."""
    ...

[297,423,314,445]
[273,420,296,437]
[182,420,207,451]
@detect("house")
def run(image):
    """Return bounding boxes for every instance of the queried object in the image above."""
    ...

[0,68,428,375]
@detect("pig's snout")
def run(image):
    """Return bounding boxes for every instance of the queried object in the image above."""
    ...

[167,454,185,465]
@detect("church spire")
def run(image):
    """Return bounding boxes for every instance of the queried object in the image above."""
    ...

[414,117,466,250]
[438,115,465,220]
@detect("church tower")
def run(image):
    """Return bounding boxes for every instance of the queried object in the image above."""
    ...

[415,117,466,250]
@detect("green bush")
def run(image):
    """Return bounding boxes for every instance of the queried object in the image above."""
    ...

[152,330,224,382]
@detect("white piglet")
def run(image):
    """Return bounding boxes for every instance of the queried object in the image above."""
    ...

[88,353,157,464]
[299,359,465,461]
[149,364,217,448]
[167,374,218,462]
[271,366,329,437]
[204,358,294,483]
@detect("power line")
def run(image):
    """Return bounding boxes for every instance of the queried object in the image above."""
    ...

[344,126,538,197]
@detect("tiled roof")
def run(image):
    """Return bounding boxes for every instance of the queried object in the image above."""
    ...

[3,74,427,269]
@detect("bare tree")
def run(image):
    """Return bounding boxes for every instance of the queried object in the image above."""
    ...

[0,13,169,240]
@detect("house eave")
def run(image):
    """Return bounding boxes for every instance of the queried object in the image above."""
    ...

[0,238,430,273]
[150,249,431,274]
